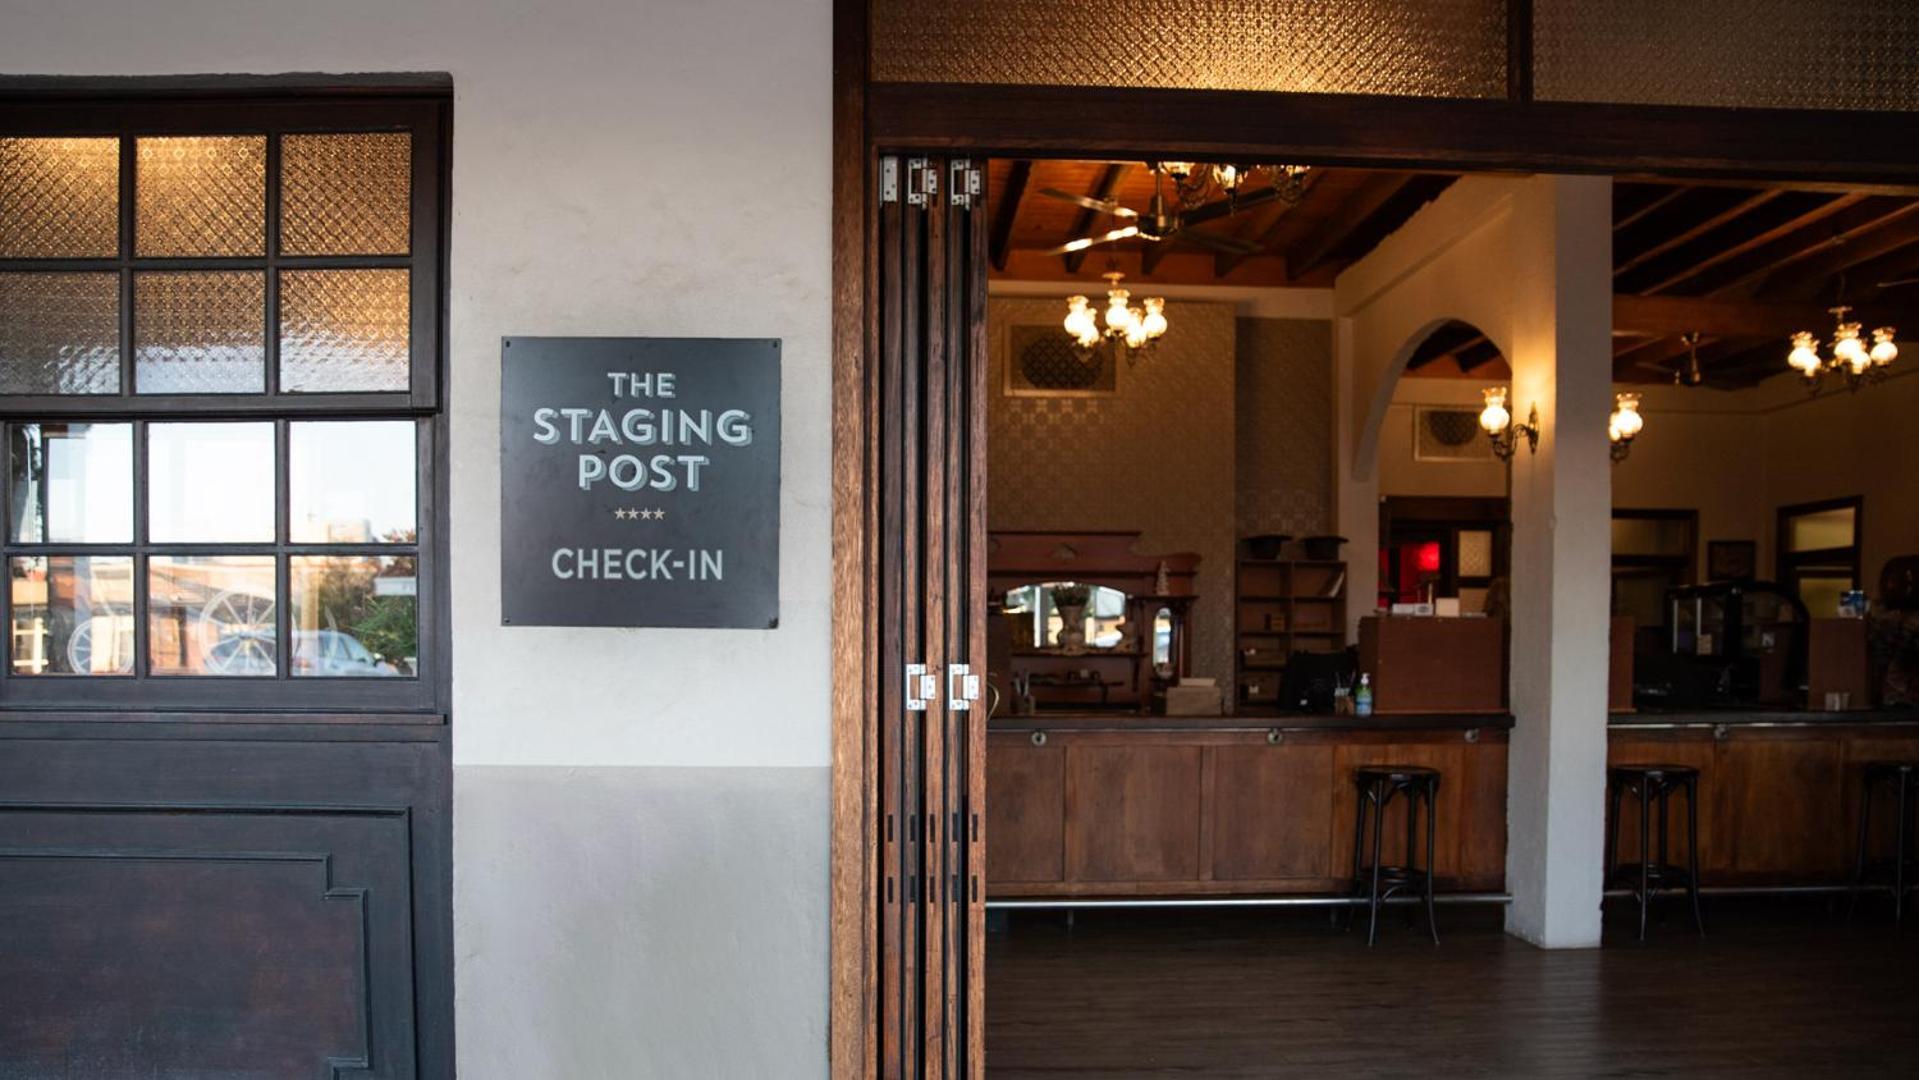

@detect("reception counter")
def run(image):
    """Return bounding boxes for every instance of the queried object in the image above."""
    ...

[984,707,1919,901]
[986,713,1511,899]
[1607,708,1919,886]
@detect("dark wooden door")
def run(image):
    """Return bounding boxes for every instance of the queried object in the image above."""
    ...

[875,155,988,1078]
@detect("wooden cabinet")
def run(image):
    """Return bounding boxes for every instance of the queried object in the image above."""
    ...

[1607,722,1919,884]
[987,724,1508,898]
[1358,616,1506,714]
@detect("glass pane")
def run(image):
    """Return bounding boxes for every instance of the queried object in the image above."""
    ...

[291,554,417,677]
[9,423,133,543]
[280,269,410,392]
[871,0,1508,98]
[1611,515,1692,558]
[1457,529,1493,578]
[148,422,275,543]
[1797,573,1856,620]
[281,133,412,256]
[0,272,120,394]
[9,556,135,676]
[289,420,416,543]
[134,136,266,257]
[133,271,266,394]
[0,137,119,258]
[149,555,276,676]
[1787,506,1856,553]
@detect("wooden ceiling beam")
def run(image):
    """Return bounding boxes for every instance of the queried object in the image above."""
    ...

[1613,185,1689,232]
[1752,205,1919,296]
[1285,171,1417,278]
[1612,294,1919,339]
[1062,163,1129,274]
[1404,322,1483,370]
[988,159,1031,272]
[1628,193,1862,295]
[1614,190,1781,277]
[1456,338,1504,372]
[1670,197,1919,297]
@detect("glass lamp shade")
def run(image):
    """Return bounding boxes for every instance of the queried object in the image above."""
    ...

[1479,387,1511,435]
[1871,328,1899,366]
[1833,323,1868,370]
[1788,331,1822,377]
[1104,288,1134,333]
[1140,297,1168,339]
[1610,393,1643,441]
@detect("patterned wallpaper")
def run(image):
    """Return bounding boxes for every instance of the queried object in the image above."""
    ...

[988,302,1338,693]
[989,297,1239,684]
[1237,318,1334,541]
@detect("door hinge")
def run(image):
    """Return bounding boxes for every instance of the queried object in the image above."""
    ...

[879,157,899,204]
[906,662,936,712]
[950,159,982,208]
[905,157,937,206]
[947,663,980,711]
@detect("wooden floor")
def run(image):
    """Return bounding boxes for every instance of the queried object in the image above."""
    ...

[985,897,1919,1078]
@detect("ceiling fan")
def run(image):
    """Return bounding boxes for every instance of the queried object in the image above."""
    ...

[1035,164,1268,259]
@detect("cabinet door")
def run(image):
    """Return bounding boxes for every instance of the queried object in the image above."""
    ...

[985,739,1065,885]
[1065,745,1203,883]
[1717,735,1847,879]
[1209,744,1335,881]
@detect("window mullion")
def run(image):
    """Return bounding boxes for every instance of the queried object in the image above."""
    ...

[132,418,148,675]
[275,418,290,678]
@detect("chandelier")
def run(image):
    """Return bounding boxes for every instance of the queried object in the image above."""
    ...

[1609,393,1644,463]
[1154,161,1310,210]
[1787,305,1898,392]
[1063,271,1167,362]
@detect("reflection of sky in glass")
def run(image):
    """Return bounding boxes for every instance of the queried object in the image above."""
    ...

[15,423,133,543]
[290,421,416,542]
[149,422,274,542]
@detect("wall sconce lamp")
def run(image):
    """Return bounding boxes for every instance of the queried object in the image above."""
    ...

[1608,392,1644,463]
[1479,387,1539,461]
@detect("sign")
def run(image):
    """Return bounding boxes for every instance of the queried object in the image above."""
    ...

[500,337,780,628]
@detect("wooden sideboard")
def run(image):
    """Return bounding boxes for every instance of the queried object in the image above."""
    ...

[986,718,1510,898]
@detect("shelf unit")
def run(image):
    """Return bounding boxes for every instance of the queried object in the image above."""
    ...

[1234,558,1348,711]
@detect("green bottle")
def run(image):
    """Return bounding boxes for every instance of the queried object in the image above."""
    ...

[1355,673,1373,717]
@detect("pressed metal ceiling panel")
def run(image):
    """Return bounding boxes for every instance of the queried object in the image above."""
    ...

[871,0,1509,98]
[1535,0,1919,110]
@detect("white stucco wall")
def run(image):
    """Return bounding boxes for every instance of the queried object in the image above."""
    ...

[0,2,833,1074]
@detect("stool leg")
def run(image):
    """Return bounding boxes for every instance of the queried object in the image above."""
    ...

[1897,772,1910,928]
[1403,786,1419,929]
[1657,783,1671,877]
[1424,783,1440,947]
[1638,778,1652,942]
[1685,776,1705,938]
[1367,786,1386,947]
[1605,777,1622,895]
[1850,775,1874,921]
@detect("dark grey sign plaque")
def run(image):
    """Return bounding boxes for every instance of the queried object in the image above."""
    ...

[500,337,780,628]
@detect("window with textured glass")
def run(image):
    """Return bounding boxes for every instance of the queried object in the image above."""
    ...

[0,96,443,711]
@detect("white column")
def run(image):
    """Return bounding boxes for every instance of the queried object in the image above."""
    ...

[1333,315,1379,639]
[1503,175,1614,948]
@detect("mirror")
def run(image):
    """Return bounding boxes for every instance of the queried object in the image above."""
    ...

[1004,581,1130,650]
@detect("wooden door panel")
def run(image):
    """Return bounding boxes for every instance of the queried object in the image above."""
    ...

[986,738,1064,884]
[0,724,448,1079]
[1209,744,1335,880]
[1719,736,1848,878]
[1065,745,1203,882]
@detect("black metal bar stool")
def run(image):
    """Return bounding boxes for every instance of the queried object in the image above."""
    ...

[1605,764,1705,940]
[1850,761,1919,925]
[1341,765,1440,946]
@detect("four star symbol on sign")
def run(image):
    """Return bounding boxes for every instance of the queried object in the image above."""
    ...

[613,507,667,521]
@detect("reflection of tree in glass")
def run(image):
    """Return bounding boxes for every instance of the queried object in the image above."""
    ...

[309,543,416,674]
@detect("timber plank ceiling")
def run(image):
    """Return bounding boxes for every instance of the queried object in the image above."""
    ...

[990,160,1919,389]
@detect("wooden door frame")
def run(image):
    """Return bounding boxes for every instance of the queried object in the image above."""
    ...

[829,3,1919,1073]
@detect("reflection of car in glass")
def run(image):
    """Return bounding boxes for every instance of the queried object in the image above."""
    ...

[294,629,398,677]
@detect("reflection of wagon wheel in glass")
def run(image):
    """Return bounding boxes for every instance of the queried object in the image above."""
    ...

[67,607,134,675]
[200,588,277,675]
